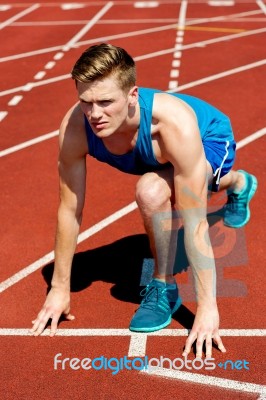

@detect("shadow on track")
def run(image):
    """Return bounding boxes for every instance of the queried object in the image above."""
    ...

[41,208,226,333]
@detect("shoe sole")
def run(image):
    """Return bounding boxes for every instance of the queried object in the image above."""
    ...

[224,172,258,229]
[129,297,182,333]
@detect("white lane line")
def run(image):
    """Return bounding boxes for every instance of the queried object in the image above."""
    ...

[208,1,235,6]
[8,95,23,106]
[0,201,137,294]
[169,59,266,93]
[168,0,187,90]
[134,27,266,62]
[128,334,148,357]
[0,328,265,336]
[0,5,11,11]
[185,9,262,27]
[0,130,59,158]
[237,128,266,149]
[173,51,181,58]
[176,36,183,43]
[256,0,266,15]
[0,128,264,292]
[22,83,34,92]
[62,1,113,51]
[0,3,40,30]
[0,16,264,65]
[0,59,265,157]
[172,60,181,67]
[170,69,179,78]
[1,43,265,99]
[44,61,56,69]
[16,0,111,100]
[0,73,70,97]
[61,3,85,10]
[169,82,178,89]
[141,368,266,396]
[0,24,176,63]
[233,17,266,22]
[131,329,266,356]
[129,329,266,357]
[78,13,264,49]
[178,0,187,29]
[0,45,64,63]
[12,19,178,26]
[134,1,159,8]
[0,111,8,121]
[53,52,64,60]
[34,71,46,80]
[8,9,262,27]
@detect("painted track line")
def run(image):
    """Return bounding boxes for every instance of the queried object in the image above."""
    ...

[0,128,265,293]
[0,130,59,158]
[12,18,179,26]
[257,0,266,15]
[1,26,265,98]
[236,127,266,149]
[169,59,266,93]
[0,73,70,98]
[178,0,187,29]
[1,328,265,395]
[0,201,137,294]
[128,333,148,357]
[141,368,266,396]
[0,328,265,336]
[0,11,263,62]
[184,8,262,26]
[0,59,265,158]
[168,0,187,90]
[62,2,113,51]
[134,27,266,62]
[0,4,40,30]
[0,24,177,63]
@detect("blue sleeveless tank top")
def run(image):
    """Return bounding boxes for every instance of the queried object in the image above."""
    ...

[84,87,233,175]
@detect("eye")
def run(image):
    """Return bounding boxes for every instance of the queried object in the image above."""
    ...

[99,100,112,106]
[80,99,92,106]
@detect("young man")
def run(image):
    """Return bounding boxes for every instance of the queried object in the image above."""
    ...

[31,44,257,358]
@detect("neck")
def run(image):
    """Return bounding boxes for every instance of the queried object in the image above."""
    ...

[102,104,140,155]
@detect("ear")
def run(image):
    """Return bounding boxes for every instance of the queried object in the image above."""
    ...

[128,86,138,107]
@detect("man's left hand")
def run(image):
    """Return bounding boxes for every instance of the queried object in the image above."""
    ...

[182,303,226,358]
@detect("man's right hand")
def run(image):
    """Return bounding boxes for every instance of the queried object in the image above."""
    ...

[30,287,75,337]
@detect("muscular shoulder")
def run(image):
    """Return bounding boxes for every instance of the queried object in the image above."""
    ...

[150,93,203,167]
[152,92,198,131]
[59,103,88,163]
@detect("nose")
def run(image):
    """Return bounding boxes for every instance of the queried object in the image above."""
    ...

[90,103,103,120]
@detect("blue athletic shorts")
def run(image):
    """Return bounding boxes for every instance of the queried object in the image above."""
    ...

[203,139,236,192]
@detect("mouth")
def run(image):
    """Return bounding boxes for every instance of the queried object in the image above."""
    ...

[90,121,107,130]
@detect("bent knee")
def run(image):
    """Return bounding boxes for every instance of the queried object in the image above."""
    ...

[135,172,172,209]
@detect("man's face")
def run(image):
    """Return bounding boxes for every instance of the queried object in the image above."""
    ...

[77,75,137,138]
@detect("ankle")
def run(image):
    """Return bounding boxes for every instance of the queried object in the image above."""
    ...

[153,274,176,284]
[231,171,246,194]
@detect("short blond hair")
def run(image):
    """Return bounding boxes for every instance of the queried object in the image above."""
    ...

[71,43,136,92]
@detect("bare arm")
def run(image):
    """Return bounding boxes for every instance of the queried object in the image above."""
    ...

[31,105,88,336]
[155,93,226,357]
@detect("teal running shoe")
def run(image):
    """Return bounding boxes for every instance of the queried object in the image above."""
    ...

[129,279,182,332]
[224,170,258,228]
